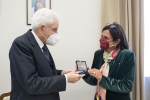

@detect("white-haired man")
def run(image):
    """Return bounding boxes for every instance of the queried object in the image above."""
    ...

[9,8,84,100]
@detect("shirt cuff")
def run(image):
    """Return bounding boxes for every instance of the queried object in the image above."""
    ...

[64,74,68,88]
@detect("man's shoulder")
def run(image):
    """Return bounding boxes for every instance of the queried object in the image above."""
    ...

[13,29,32,44]
[11,30,32,49]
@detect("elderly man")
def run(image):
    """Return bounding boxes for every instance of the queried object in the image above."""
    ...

[9,8,84,100]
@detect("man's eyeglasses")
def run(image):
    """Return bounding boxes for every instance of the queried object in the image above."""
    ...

[106,23,117,28]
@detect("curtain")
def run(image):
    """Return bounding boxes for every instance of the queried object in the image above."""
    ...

[100,0,144,100]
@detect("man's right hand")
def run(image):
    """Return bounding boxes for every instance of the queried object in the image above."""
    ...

[66,71,85,83]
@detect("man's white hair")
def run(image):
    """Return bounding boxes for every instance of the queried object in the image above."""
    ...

[31,8,59,32]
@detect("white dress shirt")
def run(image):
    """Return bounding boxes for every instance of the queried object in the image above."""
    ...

[31,30,68,85]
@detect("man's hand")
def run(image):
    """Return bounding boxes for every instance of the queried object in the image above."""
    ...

[88,68,102,81]
[66,71,85,83]
[61,70,72,75]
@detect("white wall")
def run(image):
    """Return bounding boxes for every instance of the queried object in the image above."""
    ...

[0,0,101,100]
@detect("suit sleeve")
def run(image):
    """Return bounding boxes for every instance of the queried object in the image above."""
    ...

[56,70,62,75]
[100,51,135,93]
[9,39,66,94]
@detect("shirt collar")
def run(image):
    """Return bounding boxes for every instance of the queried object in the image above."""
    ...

[31,30,44,50]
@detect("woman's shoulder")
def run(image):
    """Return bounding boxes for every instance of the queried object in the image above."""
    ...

[120,49,134,54]
[119,49,135,57]
[94,49,135,57]
[94,49,104,55]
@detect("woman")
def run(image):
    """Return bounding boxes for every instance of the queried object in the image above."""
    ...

[83,22,135,100]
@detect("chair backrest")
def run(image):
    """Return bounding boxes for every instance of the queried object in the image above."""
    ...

[0,92,11,100]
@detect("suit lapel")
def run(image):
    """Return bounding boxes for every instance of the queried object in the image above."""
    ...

[26,29,54,74]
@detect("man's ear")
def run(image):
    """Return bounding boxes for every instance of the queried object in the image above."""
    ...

[38,25,44,33]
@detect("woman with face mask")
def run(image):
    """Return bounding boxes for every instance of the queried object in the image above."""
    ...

[83,22,135,100]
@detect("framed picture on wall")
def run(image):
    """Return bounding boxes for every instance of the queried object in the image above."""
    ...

[26,0,51,25]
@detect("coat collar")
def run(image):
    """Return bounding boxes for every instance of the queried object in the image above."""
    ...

[26,29,56,74]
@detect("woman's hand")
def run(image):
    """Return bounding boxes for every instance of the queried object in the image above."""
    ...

[88,68,102,81]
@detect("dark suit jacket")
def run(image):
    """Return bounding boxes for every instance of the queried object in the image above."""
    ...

[9,29,66,100]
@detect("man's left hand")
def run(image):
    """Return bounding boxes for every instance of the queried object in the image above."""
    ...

[61,70,72,75]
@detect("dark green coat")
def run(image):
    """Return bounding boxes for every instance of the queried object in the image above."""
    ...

[83,49,135,100]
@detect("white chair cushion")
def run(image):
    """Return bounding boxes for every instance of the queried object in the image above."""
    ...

[3,96,10,100]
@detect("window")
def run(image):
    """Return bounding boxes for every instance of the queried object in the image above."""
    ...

[144,0,150,77]
[144,1,150,100]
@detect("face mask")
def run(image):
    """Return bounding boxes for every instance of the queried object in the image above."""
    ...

[99,37,109,50]
[99,37,115,50]
[42,27,60,46]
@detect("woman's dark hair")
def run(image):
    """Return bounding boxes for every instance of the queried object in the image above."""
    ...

[102,22,129,50]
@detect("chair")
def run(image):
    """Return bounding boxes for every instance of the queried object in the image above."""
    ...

[0,92,10,100]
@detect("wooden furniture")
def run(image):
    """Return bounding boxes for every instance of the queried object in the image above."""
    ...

[0,92,10,100]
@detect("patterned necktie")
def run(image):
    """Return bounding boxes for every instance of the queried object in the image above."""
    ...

[42,44,50,60]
